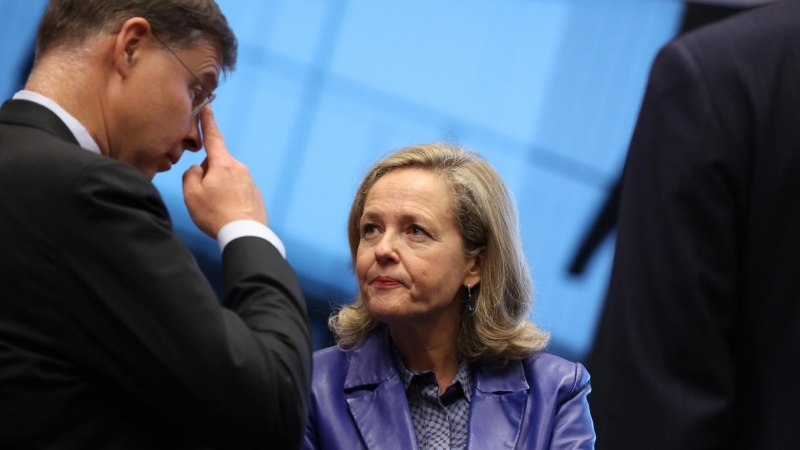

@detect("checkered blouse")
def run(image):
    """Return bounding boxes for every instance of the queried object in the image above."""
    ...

[394,349,472,450]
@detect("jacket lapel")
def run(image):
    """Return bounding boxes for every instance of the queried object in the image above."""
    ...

[344,327,419,450]
[466,360,529,450]
[0,99,79,145]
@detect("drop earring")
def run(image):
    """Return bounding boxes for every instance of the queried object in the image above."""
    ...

[464,283,475,313]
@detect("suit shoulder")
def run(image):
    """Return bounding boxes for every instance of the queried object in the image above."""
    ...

[1,124,152,193]
[685,0,800,44]
[522,352,590,398]
[665,1,800,69]
[1,125,98,178]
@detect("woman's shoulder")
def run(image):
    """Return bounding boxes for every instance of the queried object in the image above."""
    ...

[310,346,351,394]
[312,327,390,376]
[313,345,350,373]
[520,351,586,371]
[314,345,346,361]
[518,352,591,397]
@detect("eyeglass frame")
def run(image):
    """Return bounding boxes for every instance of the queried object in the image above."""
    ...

[151,33,216,118]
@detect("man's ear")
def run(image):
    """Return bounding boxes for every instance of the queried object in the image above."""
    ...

[113,17,152,77]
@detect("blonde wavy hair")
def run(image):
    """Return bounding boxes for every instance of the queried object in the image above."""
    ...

[330,142,549,363]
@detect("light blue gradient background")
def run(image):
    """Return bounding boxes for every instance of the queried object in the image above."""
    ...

[0,0,683,359]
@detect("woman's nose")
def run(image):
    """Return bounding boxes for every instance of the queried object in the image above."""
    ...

[374,232,399,263]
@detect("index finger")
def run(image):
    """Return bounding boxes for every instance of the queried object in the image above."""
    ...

[198,105,230,160]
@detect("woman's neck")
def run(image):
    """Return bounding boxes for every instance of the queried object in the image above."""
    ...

[389,319,461,394]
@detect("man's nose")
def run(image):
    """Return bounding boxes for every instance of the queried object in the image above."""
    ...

[183,115,203,152]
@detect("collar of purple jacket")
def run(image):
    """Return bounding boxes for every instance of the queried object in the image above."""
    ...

[343,326,534,449]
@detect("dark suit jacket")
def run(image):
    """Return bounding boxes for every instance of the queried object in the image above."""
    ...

[588,1,800,449]
[304,326,595,450]
[0,99,312,449]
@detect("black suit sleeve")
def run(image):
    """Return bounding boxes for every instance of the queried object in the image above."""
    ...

[53,158,311,450]
[590,35,750,449]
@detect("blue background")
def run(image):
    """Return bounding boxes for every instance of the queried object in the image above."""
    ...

[0,0,684,360]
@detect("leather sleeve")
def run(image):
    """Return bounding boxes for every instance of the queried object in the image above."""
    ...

[550,363,595,450]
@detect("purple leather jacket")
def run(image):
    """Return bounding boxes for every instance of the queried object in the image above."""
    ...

[303,326,595,449]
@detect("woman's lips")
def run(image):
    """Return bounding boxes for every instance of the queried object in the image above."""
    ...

[373,276,400,288]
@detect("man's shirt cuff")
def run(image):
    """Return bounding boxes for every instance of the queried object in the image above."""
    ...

[217,220,286,258]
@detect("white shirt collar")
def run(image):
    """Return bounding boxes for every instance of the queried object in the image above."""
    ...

[12,90,102,155]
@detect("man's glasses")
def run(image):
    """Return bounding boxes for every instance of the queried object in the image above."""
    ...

[152,34,216,118]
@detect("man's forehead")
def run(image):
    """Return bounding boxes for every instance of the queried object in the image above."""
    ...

[182,38,223,86]
[192,38,223,63]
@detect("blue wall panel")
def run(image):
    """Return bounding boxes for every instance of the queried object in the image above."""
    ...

[0,0,684,359]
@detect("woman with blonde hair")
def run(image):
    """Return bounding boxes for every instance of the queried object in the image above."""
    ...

[304,143,595,449]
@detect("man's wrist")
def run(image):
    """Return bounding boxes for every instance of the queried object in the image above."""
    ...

[217,220,286,258]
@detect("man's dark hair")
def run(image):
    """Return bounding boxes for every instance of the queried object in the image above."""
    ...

[35,0,237,72]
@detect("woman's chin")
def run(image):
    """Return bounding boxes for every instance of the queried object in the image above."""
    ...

[369,309,414,325]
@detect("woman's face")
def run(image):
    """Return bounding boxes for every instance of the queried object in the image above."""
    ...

[356,168,481,326]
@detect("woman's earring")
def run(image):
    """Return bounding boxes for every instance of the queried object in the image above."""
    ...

[464,283,475,313]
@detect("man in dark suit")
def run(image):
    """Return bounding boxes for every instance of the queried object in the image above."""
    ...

[588,1,800,449]
[0,1,311,449]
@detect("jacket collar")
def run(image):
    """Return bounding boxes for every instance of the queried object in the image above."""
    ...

[344,326,529,450]
[474,358,529,393]
[344,325,398,391]
[467,359,529,449]
[0,99,79,146]
[344,326,418,450]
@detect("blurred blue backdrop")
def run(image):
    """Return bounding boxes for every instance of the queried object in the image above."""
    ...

[0,0,685,360]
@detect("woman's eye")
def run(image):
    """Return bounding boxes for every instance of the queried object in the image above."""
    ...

[363,224,378,235]
[409,225,428,236]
